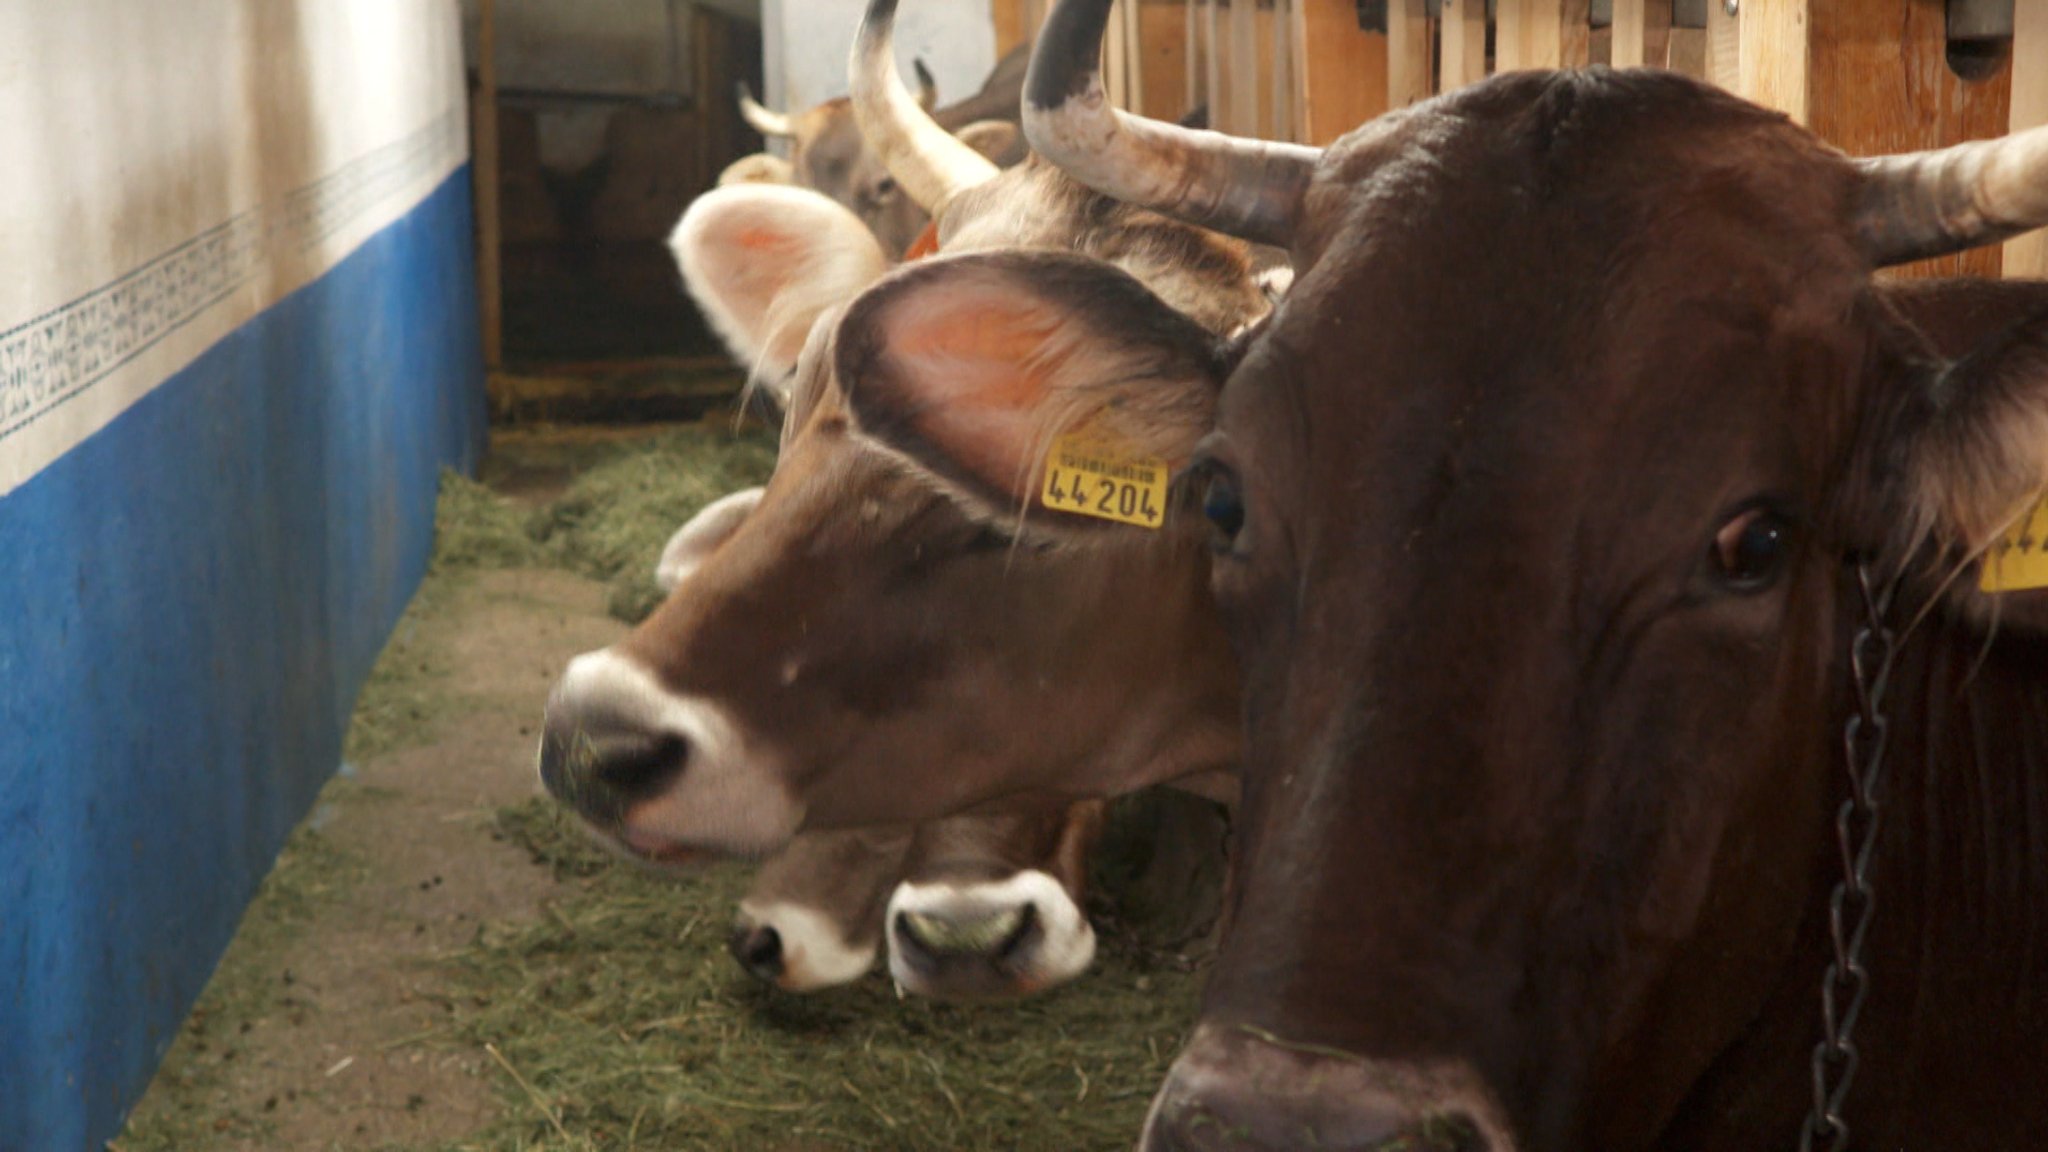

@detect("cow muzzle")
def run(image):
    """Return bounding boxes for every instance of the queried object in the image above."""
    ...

[535,648,801,863]
[1139,1023,1506,1152]
[885,869,1096,1002]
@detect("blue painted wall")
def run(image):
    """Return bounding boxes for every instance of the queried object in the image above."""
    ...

[0,166,486,1152]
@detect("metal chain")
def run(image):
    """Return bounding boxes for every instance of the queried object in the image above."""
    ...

[1798,560,1898,1152]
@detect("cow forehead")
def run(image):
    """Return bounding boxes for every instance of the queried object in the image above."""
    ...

[1232,70,1872,509]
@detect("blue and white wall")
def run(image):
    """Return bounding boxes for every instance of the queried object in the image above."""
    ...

[0,3,484,1148]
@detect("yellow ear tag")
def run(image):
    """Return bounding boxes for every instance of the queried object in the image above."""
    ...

[1979,496,2048,592]
[1039,423,1169,529]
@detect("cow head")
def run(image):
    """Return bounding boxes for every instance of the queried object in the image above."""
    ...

[737,36,1027,259]
[728,797,1106,1000]
[731,822,911,992]
[886,798,1105,1002]
[832,2,2048,1148]
[538,171,1258,862]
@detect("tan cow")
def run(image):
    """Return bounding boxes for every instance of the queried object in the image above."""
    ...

[736,44,1027,256]
[654,492,1109,1000]
[536,0,1254,863]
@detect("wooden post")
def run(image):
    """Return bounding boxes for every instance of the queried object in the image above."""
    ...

[2010,0,2048,278]
[474,0,502,371]
[1497,0,1590,70]
[1387,0,1433,106]
[1295,0,1388,143]
[1704,0,1739,91]
[1105,0,1131,108]
[1270,0,1297,140]
[1440,0,1490,90]
[1228,0,1260,134]
[1737,0,1809,122]
[1611,0,1645,66]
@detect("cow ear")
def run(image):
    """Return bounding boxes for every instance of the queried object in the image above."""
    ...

[655,488,764,593]
[835,250,1223,532]
[1883,309,2048,618]
[669,186,891,391]
[955,120,1025,167]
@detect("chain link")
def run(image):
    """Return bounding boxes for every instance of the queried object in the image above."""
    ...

[1798,560,1897,1152]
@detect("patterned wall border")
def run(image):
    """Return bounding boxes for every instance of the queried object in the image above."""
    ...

[0,109,465,448]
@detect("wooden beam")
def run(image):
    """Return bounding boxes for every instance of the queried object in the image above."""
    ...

[1296,0,1388,144]
[2010,0,2048,278]
[1104,0,1131,108]
[1809,0,2009,278]
[474,0,502,371]
[1440,0,1489,90]
[1704,0,1738,92]
[1270,0,1297,140]
[1228,0,1260,134]
[1496,0,1590,70]
[1611,0,1670,68]
[1387,0,1433,106]
[1736,0,1809,122]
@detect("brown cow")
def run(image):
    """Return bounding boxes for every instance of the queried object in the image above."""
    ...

[839,2,2048,1147]
[534,0,1257,860]
[726,799,1105,999]
[739,46,1028,256]
[654,490,1110,1000]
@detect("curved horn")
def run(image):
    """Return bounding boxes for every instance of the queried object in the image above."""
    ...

[913,58,938,111]
[850,0,1001,217]
[737,83,795,139]
[1023,0,1319,248]
[1854,124,2048,267]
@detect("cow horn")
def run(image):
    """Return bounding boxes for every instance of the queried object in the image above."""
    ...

[1854,123,2048,266]
[913,57,938,111]
[736,83,794,139]
[1023,0,1319,248]
[850,0,1001,218]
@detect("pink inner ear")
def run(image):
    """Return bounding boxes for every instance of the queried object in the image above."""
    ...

[883,288,1071,501]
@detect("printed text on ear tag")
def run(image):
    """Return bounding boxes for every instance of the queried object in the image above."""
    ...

[1979,496,2048,592]
[1040,424,1168,530]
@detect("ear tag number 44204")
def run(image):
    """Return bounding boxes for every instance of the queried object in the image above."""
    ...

[1040,425,1168,530]
[1981,495,2048,592]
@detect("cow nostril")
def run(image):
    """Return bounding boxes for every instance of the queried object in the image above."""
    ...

[591,730,689,800]
[729,924,783,981]
[994,903,1038,960]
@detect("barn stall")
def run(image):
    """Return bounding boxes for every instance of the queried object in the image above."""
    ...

[4,1,2045,1149]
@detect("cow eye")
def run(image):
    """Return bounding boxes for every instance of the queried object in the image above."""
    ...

[1710,506,1793,590]
[1201,469,1246,553]
[874,177,897,199]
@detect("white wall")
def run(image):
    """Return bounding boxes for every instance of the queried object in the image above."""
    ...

[761,0,994,118]
[0,0,468,497]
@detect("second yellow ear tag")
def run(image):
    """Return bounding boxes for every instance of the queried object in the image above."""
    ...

[1039,424,1169,529]
[1979,496,2048,592]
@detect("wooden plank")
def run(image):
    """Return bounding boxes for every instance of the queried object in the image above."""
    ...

[1296,0,1388,143]
[1388,0,1433,106]
[1140,0,1192,123]
[1122,0,1147,114]
[475,0,503,371]
[1497,0,1589,70]
[1440,0,1489,90]
[1666,26,1706,76]
[1228,0,1260,134]
[1206,0,1226,132]
[1704,0,1739,92]
[1737,0,1810,121]
[1809,0,2009,278]
[993,0,1047,55]
[1105,0,1131,108]
[1270,0,1297,140]
[2010,0,2048,278]
[1613,0,1671,69]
